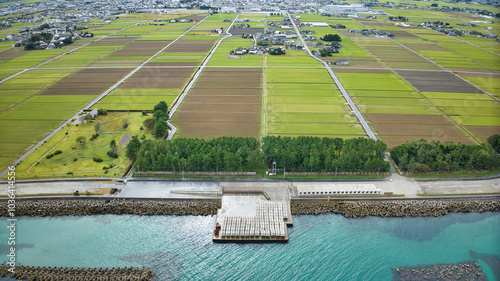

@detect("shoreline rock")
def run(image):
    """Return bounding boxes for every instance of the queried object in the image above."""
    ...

[392,260,487,281]
[0,199,220,217]
[0,264,155,281]
[291,199,500,217]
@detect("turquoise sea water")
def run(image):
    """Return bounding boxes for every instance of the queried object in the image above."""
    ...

[1,212,499,281]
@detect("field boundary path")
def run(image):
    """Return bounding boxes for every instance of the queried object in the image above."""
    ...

[352,19,499,103]
[0,16,211,179]
[166,12,242,140]
[0,20,145,84]
[288,13,377,141]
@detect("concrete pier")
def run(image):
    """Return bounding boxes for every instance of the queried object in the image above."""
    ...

[213,183,293,242]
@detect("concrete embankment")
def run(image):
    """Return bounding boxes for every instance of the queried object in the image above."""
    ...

[0,198,220,217]
[291,198,500,218]
[0,264,155,281]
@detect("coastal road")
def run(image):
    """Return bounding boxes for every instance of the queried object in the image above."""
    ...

[288,13,377,141]
[3,177,498,198]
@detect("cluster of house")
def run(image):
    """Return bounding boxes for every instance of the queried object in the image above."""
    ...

[349,29,394,37]
[422,21,498,39]
[256,31,304,49]
[267,21,294,30]
[229,46,264,55]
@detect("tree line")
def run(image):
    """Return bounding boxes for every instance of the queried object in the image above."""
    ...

[262,136,390,172]
[391,139,500,173]
[133,137,262,172]
[130,136,390,173]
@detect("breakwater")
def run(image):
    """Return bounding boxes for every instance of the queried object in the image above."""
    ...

[0,264,155,281]
[392,261,487,281]
[0,199,220,217]
[291,198,500,217]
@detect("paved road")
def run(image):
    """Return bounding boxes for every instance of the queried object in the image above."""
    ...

[0,17,211,179]
[288,13,378,141]
[167,12,242,140]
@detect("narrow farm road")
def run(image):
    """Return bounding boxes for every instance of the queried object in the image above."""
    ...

[288,13,378,141]
[166,12,242,140]
[0,16,211,179]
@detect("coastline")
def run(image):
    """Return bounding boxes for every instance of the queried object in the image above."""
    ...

[0,198,221,217]
[291,198,500,217]
[0,197,498,218]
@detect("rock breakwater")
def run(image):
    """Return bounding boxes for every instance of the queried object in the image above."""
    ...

[392,261,487,281]
[0,264,155,281]
[0,199,220,217]
[291,198,500,217]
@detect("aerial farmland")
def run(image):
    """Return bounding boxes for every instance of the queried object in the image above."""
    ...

[0,4,499,179]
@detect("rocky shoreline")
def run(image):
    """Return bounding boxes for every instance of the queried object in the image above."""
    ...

[291,198,500,217]
[0,199,220,217]
[0,264,155,281]
[392,261,487,281]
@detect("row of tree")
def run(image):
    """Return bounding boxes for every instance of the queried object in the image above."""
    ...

[262,136,390,172]
[133,137,261,172]
[130,136,390,173]
[391,140,500,173]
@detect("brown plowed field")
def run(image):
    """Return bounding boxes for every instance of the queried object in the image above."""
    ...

[135,68,194,77]
[188,88,260,96]
[180,103,260,113]
[185,95,260,104]
[174,67,261,138]
[465,125,500,136]
[365,113,450,124]
[372,123,466,136]
[124,77,187,83]
[120,81,185,88]
[229,28,264,35]
[0,47,27,60]
[380,135,474,147]
[400,42,449,52]
[193,81,260,89]
[174,111,258,123]
[164,41,215,53]
[395,70,481,93]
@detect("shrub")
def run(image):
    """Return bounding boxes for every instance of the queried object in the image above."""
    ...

[98,108,108,115]
[103,166,109,170]
[46,154,54,159]
[67,171,73,175]
[76,136,86,144]
[142,111,148,116]
[73,157,78,162]
[143,118,156,129]
[107,150,119,158]
[93,157,103,162]
[90,134,99,141]
[53,150,62,155]
[73,191,79,196]
[141,134,146,140]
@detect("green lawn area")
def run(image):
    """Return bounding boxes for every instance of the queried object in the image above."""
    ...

[11,112,152,180]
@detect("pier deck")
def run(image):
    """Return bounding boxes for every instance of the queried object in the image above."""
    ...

[213,183,292,242]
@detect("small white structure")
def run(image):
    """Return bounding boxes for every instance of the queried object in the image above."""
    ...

[301,22,329,27]
[297,184,382,196]
[322,4,371,13]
